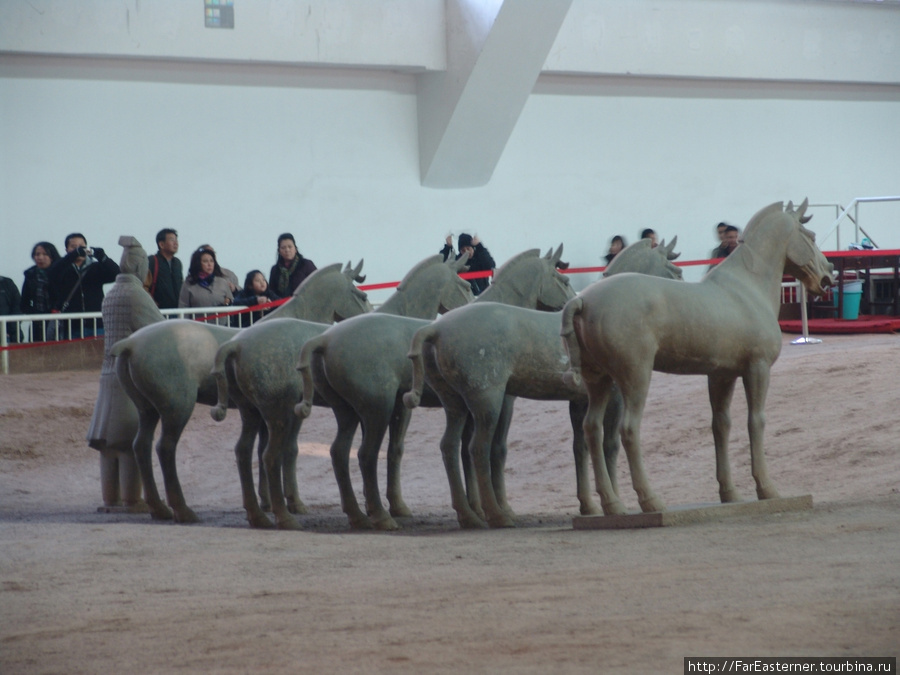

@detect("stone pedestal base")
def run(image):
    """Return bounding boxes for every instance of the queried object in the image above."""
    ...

[572,495,813,530]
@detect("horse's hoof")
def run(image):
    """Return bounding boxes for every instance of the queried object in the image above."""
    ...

[639,496,666,513]
[757,485,780,500]
[458,511,489,529]
[348,513,375,530]
[275,514,302,531]
[372,513,400,531]
[124,501,150,514]
[720,488,743,503]
[389,501,412,518]
[580,500,602,516]
[287,500,309,515]
[601,500,627,516]
[149,504,174,521]
[247,512,276,529]
[174,507,201,524]
[487,511,517,528]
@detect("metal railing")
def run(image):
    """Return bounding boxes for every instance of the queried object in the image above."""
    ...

[811,196,900,250]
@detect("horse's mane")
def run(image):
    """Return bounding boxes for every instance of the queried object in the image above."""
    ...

[395,254,444,291]
[492,248,541,280]
[741,201,785,237]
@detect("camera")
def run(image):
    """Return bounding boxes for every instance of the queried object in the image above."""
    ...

[76,246,94,258]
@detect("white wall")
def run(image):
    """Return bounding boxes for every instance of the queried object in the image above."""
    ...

[2,0,900,296]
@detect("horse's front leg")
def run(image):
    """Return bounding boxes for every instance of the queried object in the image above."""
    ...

[743,362,779,500]
[618,368,665,513]
[708,374,742,503]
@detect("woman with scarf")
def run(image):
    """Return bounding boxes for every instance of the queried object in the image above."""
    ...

[21,241,61,341]
[268,233,317,299]
[178,247,233,325]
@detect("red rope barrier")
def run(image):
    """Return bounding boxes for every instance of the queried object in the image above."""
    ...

[3,249,896,352]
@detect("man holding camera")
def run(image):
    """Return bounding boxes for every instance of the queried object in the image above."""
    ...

[48,232,120,337]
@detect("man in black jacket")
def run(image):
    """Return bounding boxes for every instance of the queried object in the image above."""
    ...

[440,232,496,295]
[146,228,183,309]
[49,232,120,337]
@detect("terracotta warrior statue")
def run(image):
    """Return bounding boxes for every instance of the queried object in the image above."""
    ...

[87,236,165,510]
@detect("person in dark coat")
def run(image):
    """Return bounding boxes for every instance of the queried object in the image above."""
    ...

[440,232,496,295]
[48,233,120,337]
[146,228,183,309]
[0,274,22,344]
[268,233,317,298]
[21,241,62,341]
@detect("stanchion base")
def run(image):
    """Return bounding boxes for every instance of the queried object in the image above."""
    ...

[790,336,823,345]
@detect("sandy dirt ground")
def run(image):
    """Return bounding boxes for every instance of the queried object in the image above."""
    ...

[1,333,898,673]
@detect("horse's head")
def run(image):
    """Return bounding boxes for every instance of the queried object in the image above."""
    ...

[386,253,473,317]
[476,246,572,310]
[604,237,683,281]
[267,261,372,322]
[439,252,476,313]
[783,199,834,296]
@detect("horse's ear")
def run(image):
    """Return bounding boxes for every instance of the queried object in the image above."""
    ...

[452,252,470,272]
[797,197,812,223]
[662,236,681,260]
[550,243,564,266]
[543,247,553,259]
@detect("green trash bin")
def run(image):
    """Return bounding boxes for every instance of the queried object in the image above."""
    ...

[832,280,863,320]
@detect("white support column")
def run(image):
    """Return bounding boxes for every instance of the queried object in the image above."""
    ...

[417,0,573,188]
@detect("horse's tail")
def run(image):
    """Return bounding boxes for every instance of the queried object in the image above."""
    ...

[109,336,133,359]
[560,296,585,388]
[210,340,240,422]
[295,334,328,419]
[403,324,439,409]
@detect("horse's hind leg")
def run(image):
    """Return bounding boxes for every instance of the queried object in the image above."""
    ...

[156,406,200,524]
[602,387,623,496]
[262,415,303,530]
[489,395,516,516]
[235,405,274,529]
[618,367,665,513]
[386,397,413,518]
[329,402,372,530]
[466,390,515,528]
[281,423,308,516]
[743,362,780,500]
[569,398,600,515]
[355,401,398,531]
[441,405,486,529]
[582,377,625,515]
[708,374,742,503]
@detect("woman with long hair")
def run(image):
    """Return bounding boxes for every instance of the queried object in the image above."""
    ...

[268,233,317,298]
[21,241,62,341]
[178,247,233,325]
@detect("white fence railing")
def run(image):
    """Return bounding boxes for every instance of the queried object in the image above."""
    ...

[0,305,260,374]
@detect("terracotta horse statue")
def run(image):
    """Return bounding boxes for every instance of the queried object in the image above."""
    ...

[403,238,682,528]
[111,261,369,523]
[208,253,472,530]
[560,200,833,515]
[295,246,573,530]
